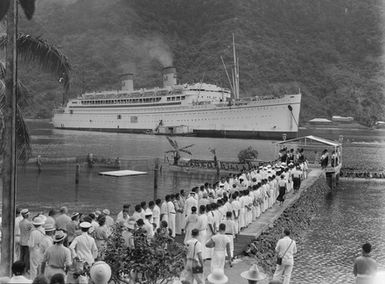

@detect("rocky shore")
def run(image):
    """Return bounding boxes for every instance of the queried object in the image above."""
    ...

[245,174,330,275]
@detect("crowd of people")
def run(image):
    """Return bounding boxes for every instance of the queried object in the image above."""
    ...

[3,149,311,284]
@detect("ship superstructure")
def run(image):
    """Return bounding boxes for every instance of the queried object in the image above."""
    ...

[52,65,301,139]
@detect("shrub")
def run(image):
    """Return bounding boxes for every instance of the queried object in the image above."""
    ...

[104,224,187,284]
[238,146,259,163]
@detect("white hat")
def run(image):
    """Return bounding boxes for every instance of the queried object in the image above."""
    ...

[32,216,45,226]
[90,261,111,284]
[53,231,67,243]
[207,269,228,284]
[79,222,92,229]
[240,264,266,281]
[20,209,29,215]
[102,209,110,215]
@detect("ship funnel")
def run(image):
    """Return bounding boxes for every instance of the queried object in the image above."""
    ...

[121,73,134,91]
[162,66,177,87]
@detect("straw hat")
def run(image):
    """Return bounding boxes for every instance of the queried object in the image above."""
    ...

[20,209,29,216]
[44,223,56,232]
[240,264,266,281]
[102,209,110,215]
[79,221,92,229]
[32,216,45,226]
[207,269,228,284]
[90,261,111,284]
[126,217,136,229]
[53,231,67,243]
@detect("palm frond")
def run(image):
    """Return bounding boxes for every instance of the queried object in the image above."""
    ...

[0,61,5,79]
[0,33,71,92]
[166,136,177,150]
[0,78,32,162]
[180,149,192,155]
[165,150,177,154]
[19,0,36,20]
[180,144,194,150]
[15,104,31,161]
[209,148,216,155]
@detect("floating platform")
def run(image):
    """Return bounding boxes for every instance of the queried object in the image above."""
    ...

[99,170,147,177]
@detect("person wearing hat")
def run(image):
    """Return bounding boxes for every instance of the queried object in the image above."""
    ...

[28,216,47,279]
[184,228,204,284]
[42,223,56,248]
[143,212,154,240]
[90,261,111,284]
[207,268,228,284]
[66,212,80,245]
[121,217,136,249]
[55,206,71,231]
[19,209,33,272]
[69,222,98,265]
[14,208,23,261]
[152,199,161,229]
[184,192,198,219]
[241,264,266,283]
[94,216,109,259]
[102,209,114,229]
[41,231,71,281]
[276,175,287,206]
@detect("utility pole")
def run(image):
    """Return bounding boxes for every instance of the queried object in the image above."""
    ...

[1,0,18,276]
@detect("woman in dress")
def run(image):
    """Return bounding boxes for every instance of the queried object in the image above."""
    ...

[184,206,199,244]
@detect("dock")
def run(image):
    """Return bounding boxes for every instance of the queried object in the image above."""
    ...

[234,168,323,255]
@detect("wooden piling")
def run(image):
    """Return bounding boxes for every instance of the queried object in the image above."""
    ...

[154,158,159,200]
[75,163,80,184]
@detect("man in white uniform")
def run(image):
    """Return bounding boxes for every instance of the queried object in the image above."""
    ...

[273,228,297,284]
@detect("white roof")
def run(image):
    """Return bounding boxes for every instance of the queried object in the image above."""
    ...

[309,118,332,123]
[276,135,341,147]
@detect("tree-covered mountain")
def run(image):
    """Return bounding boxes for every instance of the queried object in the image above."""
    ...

[16,0,385,125]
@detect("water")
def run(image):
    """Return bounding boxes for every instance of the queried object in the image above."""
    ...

[293,179,385,283]
[2,120,385,283]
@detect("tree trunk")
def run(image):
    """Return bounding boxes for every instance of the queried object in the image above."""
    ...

[0,0,18,276]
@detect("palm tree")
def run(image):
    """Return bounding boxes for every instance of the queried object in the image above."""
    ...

[0,34,70,160]
[0,0,70,274]
[165,136,194,165]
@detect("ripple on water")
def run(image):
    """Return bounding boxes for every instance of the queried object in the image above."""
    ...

[292,180,385,284]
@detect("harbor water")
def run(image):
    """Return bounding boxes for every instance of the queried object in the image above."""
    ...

[1,120,385,282]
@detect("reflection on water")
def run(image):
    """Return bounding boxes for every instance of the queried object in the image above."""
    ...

[7,163,217,215]
[293,180,385,284]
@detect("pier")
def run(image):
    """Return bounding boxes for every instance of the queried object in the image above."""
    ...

[173,167,326,282]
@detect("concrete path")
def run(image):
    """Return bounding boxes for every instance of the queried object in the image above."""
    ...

[234,168,323,255]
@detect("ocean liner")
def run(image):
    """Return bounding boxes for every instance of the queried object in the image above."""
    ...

[52,40,301,139]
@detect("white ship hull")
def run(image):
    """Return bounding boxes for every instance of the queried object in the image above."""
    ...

[52,94,301,139]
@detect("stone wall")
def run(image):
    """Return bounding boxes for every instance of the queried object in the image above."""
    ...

[245,175,330,275]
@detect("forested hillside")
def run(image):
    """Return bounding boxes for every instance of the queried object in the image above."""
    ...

[15,0,385,125]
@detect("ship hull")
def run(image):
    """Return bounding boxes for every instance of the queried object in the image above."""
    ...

[50,126,297,140]
[52,94,301,140]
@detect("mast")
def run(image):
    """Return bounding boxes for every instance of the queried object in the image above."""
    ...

[232,34,239,100]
